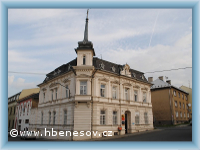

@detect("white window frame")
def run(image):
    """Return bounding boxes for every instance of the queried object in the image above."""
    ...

[125,88,129,100]
[144,112,148,124]
[113,111,117,125]
[175,101,177,107]
[185,95,188,100]
[134,90,138,102]
[135,112,140,124]
[187,113,189,118]
[100,84,106,97]
[143,92,147,103]
[112,86,117,99]
[100,110,106,125]
[174,91,176,96]
[80,81,87,95]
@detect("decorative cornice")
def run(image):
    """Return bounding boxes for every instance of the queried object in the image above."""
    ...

[123,83,132,86]
[98,77,109,82]
[63,78,70,83]
[133,85,140,89]
[110,80,119,84]
[141,87,148,91]
[76,74,91,78]
[49,83,58,88]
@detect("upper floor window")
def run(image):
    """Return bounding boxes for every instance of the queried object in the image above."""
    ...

[100,84,106,97]
[100,110,106,125]
[112,86,117,99]
[179,102,181,109]
[180,112,182,118]
[135,112,140,124]
[175,101,177,107]
[80,81,87,95]
[55,89,58,100]
[184,112,186,118]
[43,93,45,102]
[64,110,67,125]
[51,90,53,100]
[185,95,188,100]
[125,88,129,100]
[83,56,86,65]
[66,85,69,98]
[134,90,138,102]
[183,103,185,109]
[174,91,176,96]
[144,112,148,124]
[182,94,184,99]
[27,104,29,114]
[178,92,180,98]
[187,113,189,118]
[113,111,117,125]
[143,92,147,103]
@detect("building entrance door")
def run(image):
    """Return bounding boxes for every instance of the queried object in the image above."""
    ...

[125,111,131,134]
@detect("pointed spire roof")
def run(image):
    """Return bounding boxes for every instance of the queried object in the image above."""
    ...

[75,9,95,56]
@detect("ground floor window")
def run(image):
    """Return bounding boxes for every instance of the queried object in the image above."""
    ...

[135,112,140,124]
[144,112,148,124]
[100,110,106,125]
[113,111,117,125]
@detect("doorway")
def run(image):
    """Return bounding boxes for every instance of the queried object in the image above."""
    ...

[125,111,131,134]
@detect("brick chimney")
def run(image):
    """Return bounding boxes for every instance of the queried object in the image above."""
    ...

[166,80,171,85]
[158,76,164,81]
[148,77,153,83]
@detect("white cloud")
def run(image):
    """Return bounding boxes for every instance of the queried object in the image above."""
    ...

[8,75,14,85]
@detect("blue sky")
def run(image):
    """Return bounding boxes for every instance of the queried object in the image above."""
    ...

[8,9,192,97]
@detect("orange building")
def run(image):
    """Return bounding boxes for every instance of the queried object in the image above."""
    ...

[149,76,190,125]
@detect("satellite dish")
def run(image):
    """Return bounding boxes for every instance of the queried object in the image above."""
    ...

[188,103,191,107]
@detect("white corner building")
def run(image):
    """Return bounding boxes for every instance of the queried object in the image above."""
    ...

[29,13,154,140]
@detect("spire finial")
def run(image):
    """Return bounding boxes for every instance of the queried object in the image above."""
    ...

[83,9,89,42]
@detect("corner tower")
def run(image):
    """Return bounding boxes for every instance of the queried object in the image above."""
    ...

[75,9,95,66]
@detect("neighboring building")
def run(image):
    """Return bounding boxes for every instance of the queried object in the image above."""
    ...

[8,92,21,131]
[180,85,192,120]
[29,13,154,141]
[15,88,39,133]
[149,76,190,125]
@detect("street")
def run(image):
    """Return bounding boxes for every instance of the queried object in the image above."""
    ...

[104,125,192,141]
[8,126,192,141]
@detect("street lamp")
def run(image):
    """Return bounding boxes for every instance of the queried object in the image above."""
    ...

[55,82,70,98]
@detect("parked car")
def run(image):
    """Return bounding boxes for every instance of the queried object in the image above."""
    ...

[190,120,192,126]
[20,131,36,140]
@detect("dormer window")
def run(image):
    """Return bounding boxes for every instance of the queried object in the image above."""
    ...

[132,73,136,78]
[99,63,105,69]
[83,56,86,65]
[141,75,144,80]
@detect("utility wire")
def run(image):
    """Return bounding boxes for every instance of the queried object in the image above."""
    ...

[8,67,192,76]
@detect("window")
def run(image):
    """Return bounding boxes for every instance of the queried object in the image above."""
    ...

[179,102,181,109]
[53,111,56,125]
[186,105,189,109]
[80,81,87,95]
[125,88,129,100]
[23,104,26,114]
[49,112,51,124]
[25,119,29,124]
[135,112,140,124]
[113,111,117,125]
[184,112,186,118]
[182,94,184,99]
[180,112,182,118]
[176,111,178,118]
[178,92,180,98]
[83,55,86,65]
[112,86,117,99]
[51,90,53,100]
[187,113,189,118]
[27,104,29,114]
[143,92,147,103]
[19,119,21,124]
[134,90,138,102]
[100,84,106,97]
[43,93,45,102]
[183,103,185,109]
[144,112,148,124]
[100,110,105,125]
[64,110,67,125]
[41,112,43,125]
[66,85,69,98]
[174,91,176,96]
[185,95,188,100]
[55,89,57,100]
[175,101,177,107]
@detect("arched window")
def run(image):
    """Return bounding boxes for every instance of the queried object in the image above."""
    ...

[83,55,86,65]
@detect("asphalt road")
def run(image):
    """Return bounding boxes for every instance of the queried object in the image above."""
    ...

[104,126,192,141]
[8,126,192,141]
